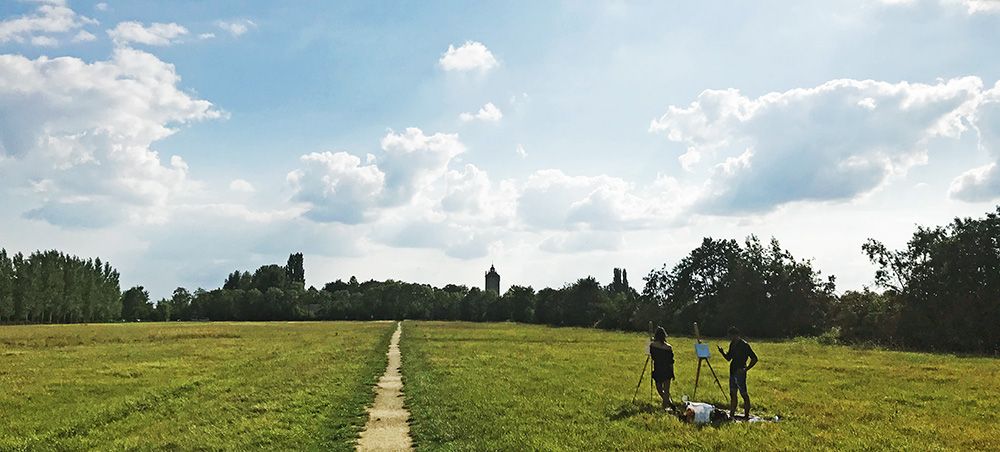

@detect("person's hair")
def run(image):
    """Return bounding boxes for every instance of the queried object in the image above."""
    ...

[728,326,740,337]
[653,326,667,342]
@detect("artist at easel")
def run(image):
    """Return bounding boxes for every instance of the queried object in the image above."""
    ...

[718,326,758,419]
[648,326,675,409]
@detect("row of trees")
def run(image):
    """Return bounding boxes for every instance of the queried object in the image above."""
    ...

[3,207,997,353]
[639,207,1000,353]
[0,249,121,323]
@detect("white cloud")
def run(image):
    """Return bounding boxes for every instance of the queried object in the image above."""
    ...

[950,81,1000,201]
[880,0,1000,14]
[378,128,466,205]
[539,230,624,254]
[107,21,188,46]
[30,35,58,46]
[95,3,109,12]
[459,102,503,122]
[229,179,255,193]
[71,30,96,42]
[198,32,216,40]
[0,47,223,227]
[961,0,1000,13]
[287,151,386,224]
[517,170,684,231]
[516,144,527,158]
[216,19,256,37]
[651,77,984,214]
[287,128,467,225]
[0,1,97,46]
[378,219,492,259]
[439,41,498,72]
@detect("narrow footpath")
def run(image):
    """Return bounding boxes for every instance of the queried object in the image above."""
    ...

[357,321,413,451]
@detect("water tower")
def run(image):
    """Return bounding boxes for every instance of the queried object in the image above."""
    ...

[485,264,500,294]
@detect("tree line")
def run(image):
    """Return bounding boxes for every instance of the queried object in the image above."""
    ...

[0,249,121,323]
[2,207,998,353]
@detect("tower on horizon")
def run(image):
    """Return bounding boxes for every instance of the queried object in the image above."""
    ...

[485,264,500,294]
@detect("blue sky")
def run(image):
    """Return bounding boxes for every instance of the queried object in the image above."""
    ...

[2,0,1000,299]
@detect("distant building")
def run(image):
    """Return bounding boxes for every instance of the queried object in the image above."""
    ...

[485,264,500,294]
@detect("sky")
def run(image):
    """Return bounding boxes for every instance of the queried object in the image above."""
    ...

[2,0,1000,299]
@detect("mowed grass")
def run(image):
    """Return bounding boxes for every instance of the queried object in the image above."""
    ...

[0,321,395,450]
[401,321,1000,451]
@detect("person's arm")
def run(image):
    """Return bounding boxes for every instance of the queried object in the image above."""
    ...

[746,343,758,371]
[717,344,731,361]
[668,346,675,379]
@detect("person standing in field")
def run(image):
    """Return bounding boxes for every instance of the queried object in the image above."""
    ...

[718,326,758,418]
[649,326,675,409]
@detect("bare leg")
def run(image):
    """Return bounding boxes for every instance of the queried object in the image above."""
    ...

[659,380,673,409]
[654,381,667,408]
[729,389,737,417]
[741,389,751,418]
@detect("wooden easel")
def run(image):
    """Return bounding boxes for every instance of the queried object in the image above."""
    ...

[692,322,728,400]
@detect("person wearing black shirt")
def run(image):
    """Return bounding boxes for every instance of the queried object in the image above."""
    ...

[648,326,675,409]
[718,326,758,418]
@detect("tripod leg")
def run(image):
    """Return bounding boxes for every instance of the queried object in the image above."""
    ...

[705,358,728,401]
[693,359,702,399]
[631,355,650,403]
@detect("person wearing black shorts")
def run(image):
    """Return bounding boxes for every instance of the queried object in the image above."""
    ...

[718,326,758,418]
[648,326,675,409]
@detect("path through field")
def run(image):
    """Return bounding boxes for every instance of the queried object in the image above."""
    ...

[357,322,412,451]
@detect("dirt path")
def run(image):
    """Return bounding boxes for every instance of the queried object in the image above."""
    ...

[357,321,412,451]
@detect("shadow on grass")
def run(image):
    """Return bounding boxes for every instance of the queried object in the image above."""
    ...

[609,400,783,427]
[608,400,671,421]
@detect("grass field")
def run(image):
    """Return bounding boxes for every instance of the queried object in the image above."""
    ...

[0,321,394,450]
[401,321,1000,451]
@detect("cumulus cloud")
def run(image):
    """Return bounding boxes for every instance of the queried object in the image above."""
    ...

[440,164,517,223]
[518,170,683,230]
[378,128,466,205]
[516,144,527,158]
[378,219,491,259]
[229,179,255,193]
[439,41,498,72]
[216,19,256,37]
[0,47,223,227]
[539,230,624,253]
[950,81,1000,201]
[459,102,503,122]
[288,128,470,224]
[886,0,1000,14]
[0,1,97,46]
[287,151,385,224]
[30,35,58,46]
[108,21,188,46]
[71,30,96,42]
[651,77,984,213]
[95,3,109,12]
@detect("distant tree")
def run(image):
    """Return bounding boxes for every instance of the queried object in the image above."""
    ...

[833,289,900,345]
[285,253,305,287]
[121,286,154,321]
[0,249,13,321]
[323,279,351,293]
[644,236,835,338]
[251,264,287,291]
[534,288,562,325]
[504,285,535,323]
[167,287,193,320]
[223,271,252,290]
[562,277,609,327]
[864,206,1000,352]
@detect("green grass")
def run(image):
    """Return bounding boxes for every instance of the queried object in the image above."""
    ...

[0,321,395,450]
[401,321,1000,451]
